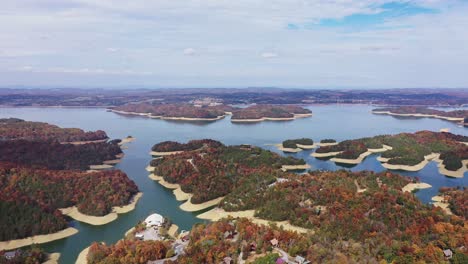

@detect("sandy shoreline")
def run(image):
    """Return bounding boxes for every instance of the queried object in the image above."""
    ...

[88,164,114,170]
[61,139,108,145]
[197,208,310,234]
[168,224,179,238]
[281,164,311,171]
[173,187,192,201]
[180,196,225,212]
[402,182,432,192]
[372,111,464,122]
[145,165,155,172]
[231,113,312,123]
[275,143,316,152]
[275,144,301,153]
[75,246,90,264]
[150,150,184,156]
[0,227,78,251]
[43,253,60,264]
[312,143,464,177]
[60,192,143,225]
[296,143,316,149]
[431,196,453,215]
[312,151,342,158]
[330,145,392,165]
[110,109,227,121]
[317,142,338,147]
[433,156,467,178]
[381,153,439,172]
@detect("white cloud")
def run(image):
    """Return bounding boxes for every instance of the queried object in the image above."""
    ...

[183,48,196,56]
[261,52,278,58]
[1,0,468,87]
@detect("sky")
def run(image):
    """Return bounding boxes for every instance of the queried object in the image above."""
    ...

[1,0,468,88]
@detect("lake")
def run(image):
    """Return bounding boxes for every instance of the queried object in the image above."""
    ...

[0,105,466,263]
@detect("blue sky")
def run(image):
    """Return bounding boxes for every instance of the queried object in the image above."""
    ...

[1,0,468,88]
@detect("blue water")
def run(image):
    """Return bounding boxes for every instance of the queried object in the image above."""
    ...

[0,105,466,263]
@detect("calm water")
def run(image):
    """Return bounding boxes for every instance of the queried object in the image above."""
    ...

[0,105,466,263]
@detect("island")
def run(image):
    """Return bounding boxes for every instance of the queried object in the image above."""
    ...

[231,105,312,122]
[0,120,141,251]
[312,131,468,177]
[372,106,468,124]
[110,103,236,121]
[276,138,315,152]
[148,139,308,211]
[0,118,108,143]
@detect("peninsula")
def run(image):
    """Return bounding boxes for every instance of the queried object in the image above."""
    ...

[0,118,108,143]
[110,103,235,121]
[372,106,468,124]
[85,169,467,263]
[276,138,315,152]
[148,139,308,211]
[313,131,468,177]
[231,105,312,122]
[0,120,141,251]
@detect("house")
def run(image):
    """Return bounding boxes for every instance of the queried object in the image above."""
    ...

[250,242,257,252]
[3,250,19,260]
[295,255,310,264]
[135,233,144,240]
[144,213,164,228]
[224,230,235,239]
[270,238,279,247]
[223,256,233,264]
[443,249,453,259]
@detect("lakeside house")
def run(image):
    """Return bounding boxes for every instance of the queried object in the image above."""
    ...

[144,213,164,228]
[443,249,453,259]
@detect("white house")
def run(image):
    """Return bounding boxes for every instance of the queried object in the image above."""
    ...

[144,213,164,227]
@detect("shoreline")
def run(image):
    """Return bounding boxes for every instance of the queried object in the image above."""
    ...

[179,196,225,212]
[110,109,227,121]
[311,151,342,158]
[372,111,464,122]
[433,156,467,178]
[75,246,90,264]
[313,144,464,177]
[402,182,432,192]
[330,145,392,165]
[149,173,224,212]
[281,164,311,171]
[317,142,338,147]
[43,253,60,264]
[381,153,439,172]
[431,196,453,215]
[0,227,78,251]
[150,150,184,156]
[60,192,143,226]
[197,208,310,234]
[275,143,316,153]
[60,138,108,145]
[231,113,312,123]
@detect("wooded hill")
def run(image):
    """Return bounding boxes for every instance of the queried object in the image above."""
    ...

[316,131,468,170]
[0,163,138,241]
[150,140,305,204]
[373,106,468,119]
[0,118,108,142]
[231,105,311,120]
